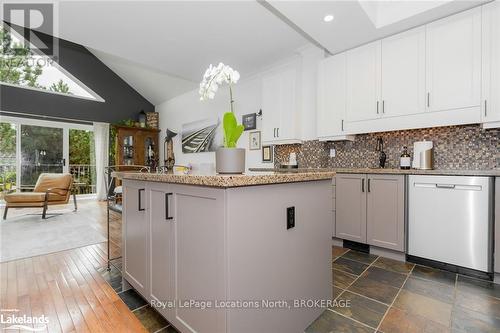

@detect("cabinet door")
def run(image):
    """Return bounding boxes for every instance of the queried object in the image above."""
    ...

[366,175,405,251]
[277,66,298,141]
[335,174,367,243]
[381,26,426,117]
[171,185,226,333]
[346,41,381,122]
[317,54,346,138]
[149,185,175,319]
[262,71,282,142]
[426,7,481,112]
[123,180,148,298]
[482,1,500,124]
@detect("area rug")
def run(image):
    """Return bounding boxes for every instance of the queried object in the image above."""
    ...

[0,209,106,263]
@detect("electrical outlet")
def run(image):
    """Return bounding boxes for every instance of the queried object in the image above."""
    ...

[330,148,336,158]
[287,207,295,230]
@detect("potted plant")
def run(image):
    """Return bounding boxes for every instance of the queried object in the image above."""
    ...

[199,63,245,174]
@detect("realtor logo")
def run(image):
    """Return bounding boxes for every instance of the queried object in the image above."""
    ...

[2,2,58,58]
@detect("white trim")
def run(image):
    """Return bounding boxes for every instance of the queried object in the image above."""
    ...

[0,81,105,103]
[0,115,93,131]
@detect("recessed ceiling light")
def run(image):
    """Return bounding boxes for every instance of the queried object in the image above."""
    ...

[323,14,334,22]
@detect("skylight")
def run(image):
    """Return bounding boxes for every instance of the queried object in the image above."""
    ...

[359,0,454,29]
[0,25,104,101]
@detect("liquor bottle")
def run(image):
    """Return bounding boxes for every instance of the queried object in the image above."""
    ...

[400,146,411,170]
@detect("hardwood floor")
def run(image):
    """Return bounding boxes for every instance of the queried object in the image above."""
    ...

[0,200,147,332]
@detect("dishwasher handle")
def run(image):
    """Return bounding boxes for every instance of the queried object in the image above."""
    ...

[435,184,456,189]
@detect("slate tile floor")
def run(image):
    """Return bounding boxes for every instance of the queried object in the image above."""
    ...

[307,246,500,333]
[99,248,500,333]
[98,263,180,333]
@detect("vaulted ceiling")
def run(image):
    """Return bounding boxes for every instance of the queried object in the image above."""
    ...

[3,0,489,105]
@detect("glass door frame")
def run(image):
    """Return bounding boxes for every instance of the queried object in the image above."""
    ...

[0,115,93,192]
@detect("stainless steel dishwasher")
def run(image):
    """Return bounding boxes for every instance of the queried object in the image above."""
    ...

[408,175,494,273]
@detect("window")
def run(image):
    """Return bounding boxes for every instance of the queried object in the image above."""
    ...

[0,25,104,101]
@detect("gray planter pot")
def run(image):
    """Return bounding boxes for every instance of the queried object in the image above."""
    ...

[216,148,245,174]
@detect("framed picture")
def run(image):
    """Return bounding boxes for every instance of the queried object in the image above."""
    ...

[181,118,221,153]
[249,131,261,150]
[242,113,257,131]
[262,145,273,163]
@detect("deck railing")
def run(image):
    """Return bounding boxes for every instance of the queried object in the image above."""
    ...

[0,164,96,195]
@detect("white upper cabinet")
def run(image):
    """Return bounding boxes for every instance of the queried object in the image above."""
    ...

[381,26,426,117]
[482,1,500,126]
[317,53,354,141]
[261,60,301,144]
[425,7,481,112]
[346,41,381,122]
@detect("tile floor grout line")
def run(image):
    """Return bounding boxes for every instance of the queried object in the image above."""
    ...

[374,263,416,333]
[131,303,150,313]
[330,252,385,331]
[327,308,378,331]
[152,325,170,333]
[338,287,392,307]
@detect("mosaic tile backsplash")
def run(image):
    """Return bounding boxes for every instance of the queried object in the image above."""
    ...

[274,125,500,170]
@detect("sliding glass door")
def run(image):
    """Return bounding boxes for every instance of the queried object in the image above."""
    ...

[0,116,95,196]
[20,125,64,189]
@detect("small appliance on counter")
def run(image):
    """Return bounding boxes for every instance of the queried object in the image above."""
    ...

[412,140,434,170]
[280,152,299,170]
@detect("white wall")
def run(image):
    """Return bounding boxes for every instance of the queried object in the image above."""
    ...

[156,45,323,171]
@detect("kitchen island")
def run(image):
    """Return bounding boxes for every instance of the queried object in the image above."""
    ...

[117,170,335,333]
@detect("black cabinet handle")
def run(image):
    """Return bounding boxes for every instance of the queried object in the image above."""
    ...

[361,179,365,192]
[165,192,173,220]
[367,179,371,192]
[138,188,145,211]
[273,128,276,138]
[277,128,279,137]
[341,119,344,132]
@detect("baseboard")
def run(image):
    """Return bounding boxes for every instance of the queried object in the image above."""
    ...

[370,246,405,262]
[332,238,343,247]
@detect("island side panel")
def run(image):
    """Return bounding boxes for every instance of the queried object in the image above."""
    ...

[225,180,333,333]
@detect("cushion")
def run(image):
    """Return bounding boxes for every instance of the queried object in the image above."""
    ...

[4,192,67,204]
[34,173,73,196]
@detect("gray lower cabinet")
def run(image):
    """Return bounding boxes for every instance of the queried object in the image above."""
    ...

[335,173,405,251]
[149,184,175,320]
[123,180,149,297]
[336,174,367,242]
[146,183,226,333]
[366,175,405,251]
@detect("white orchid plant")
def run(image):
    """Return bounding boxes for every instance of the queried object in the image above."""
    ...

[199,63,244,148]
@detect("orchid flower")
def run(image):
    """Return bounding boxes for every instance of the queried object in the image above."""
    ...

[199,63,240,112]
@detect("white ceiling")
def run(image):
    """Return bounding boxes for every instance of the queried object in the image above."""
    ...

[4,0,492,105]
[268,0,489,55]
[90,48,196,105]
[54,0,309,105]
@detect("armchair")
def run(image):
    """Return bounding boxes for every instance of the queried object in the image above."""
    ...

[2,173,76,220]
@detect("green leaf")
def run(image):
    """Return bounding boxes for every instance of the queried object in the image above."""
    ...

[222,112,244,148]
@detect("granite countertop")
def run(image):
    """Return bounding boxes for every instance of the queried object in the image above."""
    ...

[249,167,500,177]
[113,170,336,188]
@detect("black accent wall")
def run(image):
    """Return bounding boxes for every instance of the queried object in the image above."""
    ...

[0,24,154,123]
